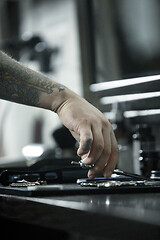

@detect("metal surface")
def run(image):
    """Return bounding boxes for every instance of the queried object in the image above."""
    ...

[0,189,160,240]
[71,160,95,169]
[90,75,160,97]
[50,192,160,230]
[89,75,160,124]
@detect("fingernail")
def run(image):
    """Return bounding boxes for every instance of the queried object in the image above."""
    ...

[105,171,112,178]
[88,174,95,180]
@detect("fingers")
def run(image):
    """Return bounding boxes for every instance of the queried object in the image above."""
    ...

[77,126,93,157]
[75,119,118,179]
[87,127,111,179]
[103,130,119,178]
[81,126,105,164]
[83,125,118,179]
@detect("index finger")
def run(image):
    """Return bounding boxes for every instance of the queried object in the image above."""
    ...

[77,127,93,157]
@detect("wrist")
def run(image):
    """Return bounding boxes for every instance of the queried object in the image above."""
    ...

[51,86,71,113]
[39,82,76,113]
[53,88,79,114]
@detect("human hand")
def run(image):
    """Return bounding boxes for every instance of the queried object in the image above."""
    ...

[57,90,119,179]
[0,50,117,173]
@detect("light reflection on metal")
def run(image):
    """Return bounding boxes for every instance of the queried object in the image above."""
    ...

[105,109,160,120]
[105,198,110,206]
[90,75,160,92]
[124,109,160,118]
[100,91,160,105]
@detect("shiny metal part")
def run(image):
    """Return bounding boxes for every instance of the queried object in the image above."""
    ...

[143,181,160,186]
[10,179,47,187]
[80,182,98,187]
[71,160,95,169]
[113,169,150,180]
[80,180,160,188]
[98,180,145,188]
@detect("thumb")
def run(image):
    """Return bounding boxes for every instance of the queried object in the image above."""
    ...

[77,136,93,157]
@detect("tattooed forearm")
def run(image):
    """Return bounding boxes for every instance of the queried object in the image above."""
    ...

[0,51,66,107]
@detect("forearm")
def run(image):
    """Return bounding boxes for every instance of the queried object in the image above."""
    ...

[0,50,68,111]
[0,51,118,179]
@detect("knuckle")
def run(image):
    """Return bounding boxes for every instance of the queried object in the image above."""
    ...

[103,147,111,156]
[77,119,90,132]
[80,118,92,126]
[92,165,103,174]
[94,166,102,173]
[102,119,111,129]
[95,142,104,152]
[82,136,92,144]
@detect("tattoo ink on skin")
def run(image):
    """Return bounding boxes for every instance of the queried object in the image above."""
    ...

[0,51,66,107]
[82,138,92,152]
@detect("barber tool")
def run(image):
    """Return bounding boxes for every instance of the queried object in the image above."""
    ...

[10,179,46,187]
[80,179,160,188]
[0,169,58,186]
[113,169,151,181]
[77,168,160,188]
[71,160,95,169]
[71,160,152,180]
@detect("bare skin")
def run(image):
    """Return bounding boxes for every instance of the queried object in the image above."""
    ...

[0,51,118,179]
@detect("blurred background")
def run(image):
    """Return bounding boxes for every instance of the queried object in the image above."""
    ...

[0,0,82,161]
[0,0,160,176]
